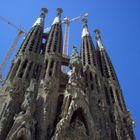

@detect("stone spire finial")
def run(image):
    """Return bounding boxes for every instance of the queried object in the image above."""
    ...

[52,8,63,25]
[72,46,79,59]
[94,29,101,40]
[69,46,82,83]
[40,8,48,18]
[57,8,63,16]
[32,8,48,27]
[82,18,89,38]
[70,46,81,69]
[82,18,88,27]
[94,29,104,49]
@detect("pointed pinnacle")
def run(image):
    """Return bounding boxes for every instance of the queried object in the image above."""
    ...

[82,18,89,37]
[40,8,48,18]
[94,29,104,49]
[94,29,101,40]
[82,18,88,27]
[32,8,48,27]
[57,8,63,16]
[41,8,48,14]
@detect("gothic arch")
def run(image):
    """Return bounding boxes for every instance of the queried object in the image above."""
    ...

[53,93,96,139]
[70,107,89,135]
[64,96,95,137]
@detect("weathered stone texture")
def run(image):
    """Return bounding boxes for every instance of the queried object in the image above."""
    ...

[0,94,7,115]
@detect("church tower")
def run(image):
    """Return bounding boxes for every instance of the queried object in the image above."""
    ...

[95,29,135,140]
[80,18,110,139]
[0,7,135,140]
[0,8,48,140]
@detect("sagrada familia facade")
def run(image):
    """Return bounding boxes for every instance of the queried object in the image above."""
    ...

[0,8,135,140]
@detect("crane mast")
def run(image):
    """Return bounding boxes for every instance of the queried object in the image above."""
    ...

[62,18,70,72]
[0,16,26,82]
[0,31,23,79]
[43,13,88,72]
[62,13,88,72]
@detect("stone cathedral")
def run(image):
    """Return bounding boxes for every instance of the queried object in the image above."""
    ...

[0,8,135,140]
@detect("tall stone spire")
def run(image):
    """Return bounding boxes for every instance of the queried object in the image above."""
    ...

[5,8,48,83]
[80,21,106,138]
[82,18,90,38]
[36,8,65,140]
[94,29,117,80]
[18,8,48,54]
[43,8,63,79]
[52,8,63,25]
[95,29,135,140]
[0,8,48,140]
[80,18,97,67]
[46,8,63,54]
[33,8,48,27]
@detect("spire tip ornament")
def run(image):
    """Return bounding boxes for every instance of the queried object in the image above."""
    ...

[94,29,104,49]
[41,8,48,14]
[57,8,63,16]
[52,8,63,25]
[94,29,101,40]
[82,18,89,37]
[82,18,88,26]
[32,8,48,27]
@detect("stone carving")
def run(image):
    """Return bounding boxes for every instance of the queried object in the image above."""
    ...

[0,84,21,137]
[5,79,37,140]
[68,46,85,90]
[125,111,135,127]
[69,46,82,80]
[51,47,96,140]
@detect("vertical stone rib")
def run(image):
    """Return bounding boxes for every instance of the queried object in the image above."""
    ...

[81,18,97,67]
[19,8,47,54]
[45,9,63,55]
[94,29,117,81]
[8,59,21,80]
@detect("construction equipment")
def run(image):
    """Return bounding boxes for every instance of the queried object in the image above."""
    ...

[0,16,26,82]
[0,12,88,83]
[61,13,88,72]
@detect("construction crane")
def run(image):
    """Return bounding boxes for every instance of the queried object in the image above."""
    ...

[0,16,26,83]
[44,13,88,72]
[61,13,88,72]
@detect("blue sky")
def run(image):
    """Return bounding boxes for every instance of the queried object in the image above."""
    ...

[0,0,140,139]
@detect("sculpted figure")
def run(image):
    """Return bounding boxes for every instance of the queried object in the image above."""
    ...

[69,46,83,84]
[6,79,36,140]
